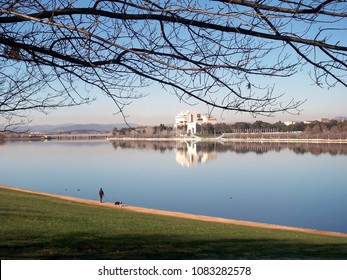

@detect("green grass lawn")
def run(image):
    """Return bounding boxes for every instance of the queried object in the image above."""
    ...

[1,187,346,259]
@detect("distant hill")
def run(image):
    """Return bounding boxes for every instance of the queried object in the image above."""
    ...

[333,116,347,121]
[16,123,138,133]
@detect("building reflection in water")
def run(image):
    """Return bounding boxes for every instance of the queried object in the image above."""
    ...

[175,141,217,168]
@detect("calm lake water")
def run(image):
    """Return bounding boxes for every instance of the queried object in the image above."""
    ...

[1,140,346,233]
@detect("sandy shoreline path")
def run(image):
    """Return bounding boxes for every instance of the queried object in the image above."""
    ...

[2,185,347,238]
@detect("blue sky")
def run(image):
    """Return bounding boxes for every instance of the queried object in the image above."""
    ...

[26,1,347,126]
[30,67,347,126]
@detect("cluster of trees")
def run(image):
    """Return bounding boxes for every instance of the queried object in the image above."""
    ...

[113,124,176,138]
[304,120,347,136]
[200,120,347,135]
[210,120,302,134]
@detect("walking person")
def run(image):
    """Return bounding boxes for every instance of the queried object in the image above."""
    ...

[99,187,104,203]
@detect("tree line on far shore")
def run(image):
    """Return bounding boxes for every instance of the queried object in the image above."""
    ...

[112,120,347,138]
[205,120,347,135]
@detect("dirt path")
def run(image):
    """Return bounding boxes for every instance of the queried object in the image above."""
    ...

[2,185,347,238]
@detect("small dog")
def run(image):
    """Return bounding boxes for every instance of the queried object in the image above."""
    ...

[114,201,123,207]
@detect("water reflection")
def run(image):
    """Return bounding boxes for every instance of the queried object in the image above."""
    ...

[111,140,177,152]
[217,142,347,156]
[2,140,346,233]
[175,142,217,167]
[110,140,347,167]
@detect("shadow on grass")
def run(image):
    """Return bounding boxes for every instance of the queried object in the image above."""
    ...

[2,233,347,260]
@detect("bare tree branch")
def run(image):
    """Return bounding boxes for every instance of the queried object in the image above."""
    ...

[1,0,346,124]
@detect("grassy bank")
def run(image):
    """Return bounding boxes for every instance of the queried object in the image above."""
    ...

[1,188,346,259]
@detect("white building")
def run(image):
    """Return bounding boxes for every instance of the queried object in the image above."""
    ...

[174,110,217,134]
[175,110,195,127]
[316,118,330,123]
[284,121,297,126]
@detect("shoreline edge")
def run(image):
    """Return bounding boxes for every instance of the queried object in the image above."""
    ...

[1,185,346,238]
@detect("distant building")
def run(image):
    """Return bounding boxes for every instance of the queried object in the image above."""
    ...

[316,118,330,123]
[175,110,195,127]
[304,118,330,124]
[174,110,217,134]
[284,121,297,126]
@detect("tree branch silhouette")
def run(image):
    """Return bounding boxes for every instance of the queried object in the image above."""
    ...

[1,0,346,126]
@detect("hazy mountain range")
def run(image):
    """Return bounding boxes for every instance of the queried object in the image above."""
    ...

[334,116,347,121]
[16,123,138,133]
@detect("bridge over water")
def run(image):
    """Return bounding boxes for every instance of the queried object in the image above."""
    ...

[44,133,111,141]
